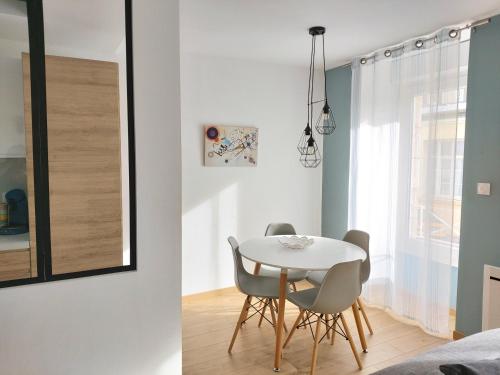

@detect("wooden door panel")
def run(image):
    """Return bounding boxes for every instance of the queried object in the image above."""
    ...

[24,54,123,275]
[46,55,123,274]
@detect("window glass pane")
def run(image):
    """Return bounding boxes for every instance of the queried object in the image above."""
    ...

[0,0,37,281]
[409,72,467,248]
[42,0,131,274]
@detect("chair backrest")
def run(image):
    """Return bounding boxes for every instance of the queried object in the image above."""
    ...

[227,236,250,294]
[310,259,362,314]
[265,223,296,236]
[343,230,370,284]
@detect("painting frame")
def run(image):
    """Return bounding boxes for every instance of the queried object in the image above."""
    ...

[204,125,259,167]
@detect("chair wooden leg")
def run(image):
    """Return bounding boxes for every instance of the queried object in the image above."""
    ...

[330,316,336,346]
[310,314,323,375]
[357,297,374,335]
[241,296,253,323]
[283,309,305,348]
[351,302,368,352]
[273,299,288,333]
[269,298,278,334]
[228,296,251,353]
[258,298,269,327]
[340,313,363,370]
[291,282,298,292]
[325,314,331,339]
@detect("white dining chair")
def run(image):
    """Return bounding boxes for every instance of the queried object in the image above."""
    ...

[256,223,308,291]
[227,236,287,353]
[284,260,364,374]
[307,230,373,335]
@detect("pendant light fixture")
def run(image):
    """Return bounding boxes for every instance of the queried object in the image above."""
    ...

[298,26,336,168]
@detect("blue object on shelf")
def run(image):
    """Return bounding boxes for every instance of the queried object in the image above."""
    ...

[0,189,28,235]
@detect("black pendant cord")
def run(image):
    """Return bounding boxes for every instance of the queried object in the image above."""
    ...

[309,35,316,138]
[306,34,315,127]
[322,34,328,104]
[299,26,328,167]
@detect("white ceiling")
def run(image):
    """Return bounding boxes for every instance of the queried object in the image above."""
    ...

[42,0,124,53]
[0,0,125,53]
[0,0,25,17]
[0,0,27,42]
[181,0,500,68]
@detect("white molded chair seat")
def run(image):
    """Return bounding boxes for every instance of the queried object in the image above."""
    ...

[228,236,281,298]
[236,269,282,298]
[285,260,364,374]
[305,270,326,287]
[265,222,296,236]
[286,287,320,310]
[291,260,362,315]
[307,230,370,287]
[227,236,287,353]
[306,229,374,338]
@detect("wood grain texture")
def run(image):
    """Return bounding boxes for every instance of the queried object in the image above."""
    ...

[24,54,123,275]
[357,297,374,336]
[274,271,287,370]
[21,53,37,277]
[45,55,123,274]
[0,249,31,282]
[183,282,449,374]
[352,301,368,352]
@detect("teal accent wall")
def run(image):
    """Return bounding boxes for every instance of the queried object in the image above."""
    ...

[456,15,500,336]
[321,66,352,239]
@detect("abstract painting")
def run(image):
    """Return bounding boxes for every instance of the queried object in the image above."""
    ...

[204,125,258,167]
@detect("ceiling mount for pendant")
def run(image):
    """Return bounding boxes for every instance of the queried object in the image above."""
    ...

[297,25,336,168]
[309,26,326,36]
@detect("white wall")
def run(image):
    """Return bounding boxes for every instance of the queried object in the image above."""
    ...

[0,38,29,157]
[181,54,323,296]
[0,1,182,374]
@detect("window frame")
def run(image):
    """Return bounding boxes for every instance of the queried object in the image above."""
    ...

[0,0,137,289]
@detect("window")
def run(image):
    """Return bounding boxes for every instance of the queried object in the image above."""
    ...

[0,0,136,288]
[409,82,467,248]
[436,139,464,199]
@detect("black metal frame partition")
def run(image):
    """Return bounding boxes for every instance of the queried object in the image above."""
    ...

[0,0,137,289]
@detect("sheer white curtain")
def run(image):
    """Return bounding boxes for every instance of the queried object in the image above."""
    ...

[349,28,470,336]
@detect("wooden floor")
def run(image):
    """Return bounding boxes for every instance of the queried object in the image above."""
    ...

[183,283,449,374]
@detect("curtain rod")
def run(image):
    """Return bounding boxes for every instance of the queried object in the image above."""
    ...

[333,16,492,69]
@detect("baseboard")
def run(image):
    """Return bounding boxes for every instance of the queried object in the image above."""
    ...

[453,330,465,340]
[182,286,236,302]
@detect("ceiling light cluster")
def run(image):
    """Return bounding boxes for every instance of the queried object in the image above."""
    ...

[297,26,336,168]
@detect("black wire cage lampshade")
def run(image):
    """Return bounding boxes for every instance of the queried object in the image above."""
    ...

[298,26,335,168]
[315,101,336,135]
[299,135,321,168]
[297,123,312,154]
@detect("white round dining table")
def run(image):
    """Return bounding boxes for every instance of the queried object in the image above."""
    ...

[238,235,368,372]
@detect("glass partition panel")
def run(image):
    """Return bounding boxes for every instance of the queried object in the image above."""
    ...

[0,0,36,281]
[41,0,134,276]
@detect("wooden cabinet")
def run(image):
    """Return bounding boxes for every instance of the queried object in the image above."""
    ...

[0,249,31,282]
[23,54,123,275]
